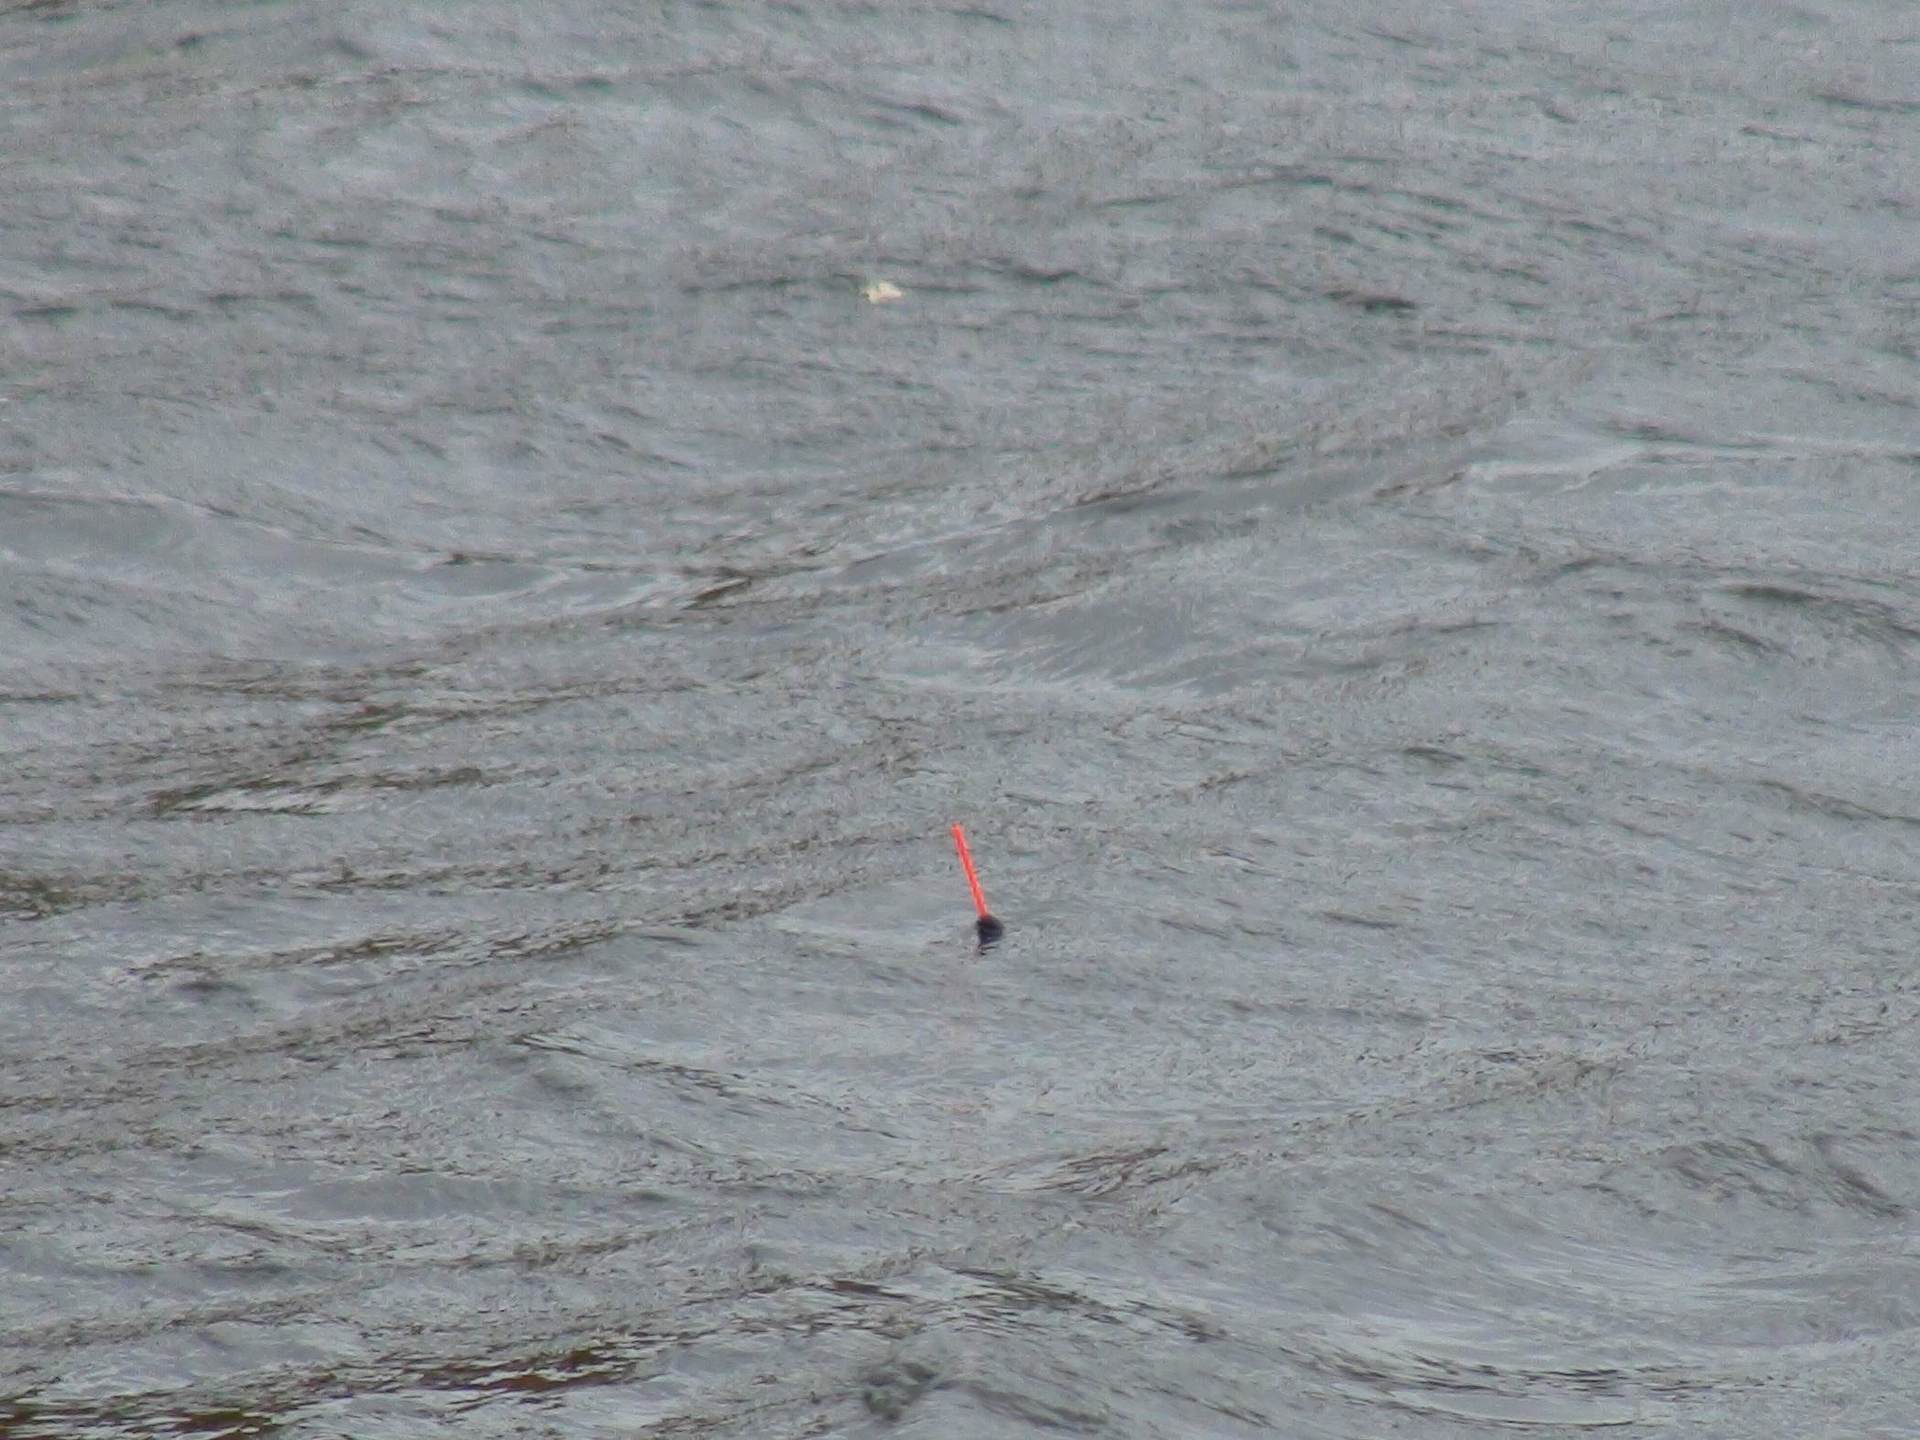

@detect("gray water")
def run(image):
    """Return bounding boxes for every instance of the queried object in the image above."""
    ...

[4,2,1919,1436]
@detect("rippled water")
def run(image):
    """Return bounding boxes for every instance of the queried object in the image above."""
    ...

[4,1,1919,1436]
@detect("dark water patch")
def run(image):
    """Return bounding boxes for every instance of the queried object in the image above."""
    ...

[1659,1136,1908,1220]
[108,297,199,321]
[992,258,1085,286]
[975,1142,1220,1200]
[1328,287,1419,313]
[148,765,488,818]
[863,1352,941,1419]
[132,927,466,989]
[1678,616,1785,658]
[406,1336,657,1401]
[166,971,260,1008]
[0,871,83,921]
[5,1330,677,1439]
[1724,580,1920,645]
[0,1398,284,1440]
[1317,908,1402,930]
[684,572,756,608]
[1813,86,1920,116]
[951,1377,1111,1433]
[1401,743,1467,766]
[206,289,321,311]
[0,866,142,920]
[1757,779,1920,830]
[1280,1333,1652,1428]
[13,302,81,321]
